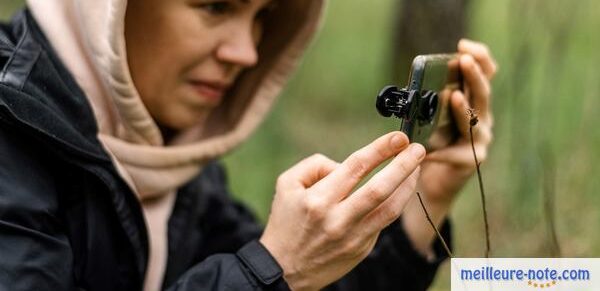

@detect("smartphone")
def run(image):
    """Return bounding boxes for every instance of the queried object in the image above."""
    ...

[376,54,462,150]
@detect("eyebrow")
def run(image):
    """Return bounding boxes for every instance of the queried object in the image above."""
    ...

[236,0,278,8]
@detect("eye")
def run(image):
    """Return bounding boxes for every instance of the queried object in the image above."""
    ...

[199,1,234,15]
[256,1,278,21]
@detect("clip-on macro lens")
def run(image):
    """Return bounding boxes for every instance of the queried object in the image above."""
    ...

[376,86,438,123]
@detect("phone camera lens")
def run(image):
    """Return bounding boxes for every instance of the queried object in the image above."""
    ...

[419,90,438,122]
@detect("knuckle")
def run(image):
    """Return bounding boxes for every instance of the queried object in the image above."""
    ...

[363,184,388,206]
[473,144,489,163]
[406,170,420,187]
[399,154,418,174]
[404,181,418,198]
[345,153,370,181]
[480,43,491,56]
[338,239,361,258]
[383,204,402,222]
[478,148,488,162]
[485,129,494,144]
[275,174,289,189]
[374,140,391,159]
[323,223,345,241]
[464,55,476,69]
[373,204,401,228]
[477,125,493,145]
[303,196,326,221]
[398,161,412,176]
[310,153,327,163]
[490,62,499,77]
[473,61,485,75]
[482,83,492,97]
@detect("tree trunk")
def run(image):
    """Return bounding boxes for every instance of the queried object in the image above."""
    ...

[391,0,470,82]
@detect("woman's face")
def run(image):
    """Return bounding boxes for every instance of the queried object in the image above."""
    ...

[125,0,273,131]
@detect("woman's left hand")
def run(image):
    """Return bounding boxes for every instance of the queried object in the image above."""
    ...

[402,39,498,256]
[420,39,497,204]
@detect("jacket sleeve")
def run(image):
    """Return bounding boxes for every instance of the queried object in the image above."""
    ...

[164,163,450,291]
[166,240,290,291]
[163,163,290,290]
[0,125,76,290]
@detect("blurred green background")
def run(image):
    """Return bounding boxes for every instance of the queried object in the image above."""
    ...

[2,0,599,289]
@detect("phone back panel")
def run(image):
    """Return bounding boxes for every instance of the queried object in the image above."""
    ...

[402,54,462,150]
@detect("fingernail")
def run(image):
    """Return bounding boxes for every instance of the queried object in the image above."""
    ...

[410,143,426,159]
[390,133,405,149]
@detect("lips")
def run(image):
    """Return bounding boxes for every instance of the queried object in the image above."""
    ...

[188,80,230,104]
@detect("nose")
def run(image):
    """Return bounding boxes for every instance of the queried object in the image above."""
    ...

[216,23,259,68]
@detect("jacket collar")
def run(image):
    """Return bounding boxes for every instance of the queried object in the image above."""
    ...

[0,11,150,279]
[0,10,111,162]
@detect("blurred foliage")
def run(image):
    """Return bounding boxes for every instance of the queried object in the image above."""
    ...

[2,0,599,290]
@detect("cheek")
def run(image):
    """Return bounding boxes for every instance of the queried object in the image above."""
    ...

[142,90,212,130]
[130,58,177,121]
[125,6,218,129]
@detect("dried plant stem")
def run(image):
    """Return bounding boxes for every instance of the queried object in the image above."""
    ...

[541,143,562,257]
[543,173,561,257]
[416,192,453,258]
[469,123,491,258]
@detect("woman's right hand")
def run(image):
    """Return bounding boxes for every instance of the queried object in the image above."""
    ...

[260,132,426,290]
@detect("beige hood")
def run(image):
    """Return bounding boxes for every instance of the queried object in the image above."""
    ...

[26,0,324,197]
[26,0,325,289]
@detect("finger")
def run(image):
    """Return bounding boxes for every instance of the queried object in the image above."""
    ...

[460,54,491,118]
[337,143,425,221]
[361,168,420,233]
[450,90,470,138]
[277,154,339,192]
[312,132,410,202]
[458,39,498,79]
[425,141,489,167]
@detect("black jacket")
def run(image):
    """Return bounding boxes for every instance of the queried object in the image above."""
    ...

[0,10,450,291]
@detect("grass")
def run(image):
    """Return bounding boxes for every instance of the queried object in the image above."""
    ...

[2,0,598,289]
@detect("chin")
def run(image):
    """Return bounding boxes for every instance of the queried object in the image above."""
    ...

[160,110,210,131]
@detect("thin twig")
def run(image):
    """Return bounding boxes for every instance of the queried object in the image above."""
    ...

[416,192,453,258]
[468,109,491,258]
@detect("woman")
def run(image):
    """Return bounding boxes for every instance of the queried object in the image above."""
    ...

[0,0,496,290]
